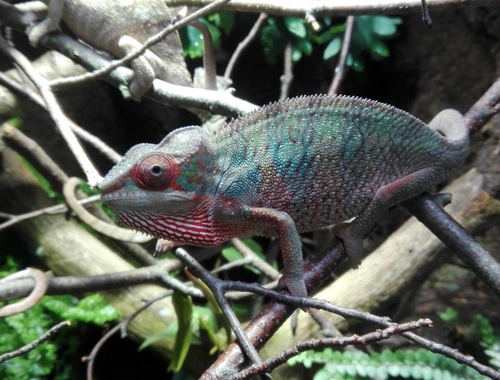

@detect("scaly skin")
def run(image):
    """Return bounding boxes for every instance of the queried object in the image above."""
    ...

[99,95,469,298]
[28,0,191,99]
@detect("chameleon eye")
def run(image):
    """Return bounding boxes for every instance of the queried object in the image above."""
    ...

[135,153,174,189]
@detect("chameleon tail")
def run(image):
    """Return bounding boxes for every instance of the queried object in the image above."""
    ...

[428,109,470,167]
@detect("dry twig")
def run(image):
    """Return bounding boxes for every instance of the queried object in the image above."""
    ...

[0,321,71,364]
[0,268,48,317]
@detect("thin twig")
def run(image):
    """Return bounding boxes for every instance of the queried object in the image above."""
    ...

[0,196,98,232]
[231,238,280,280]
[465,76,500,134]
[0,321,71,364]
[201,279,500,379]
[85,324,121,380]
[120,291,173,338]
[0,72,122,163]
[237,319,434,378]
[190,20,218,90]
[224,13,268,81]
[63,177,153,243]
[212,257,254,273]
[48,0,231,89]
[421,0,433,27]
[0,35,101,185]
[279,40,293,100]
[328,16,355,95]
[0,268,48,317]
[175,248,265,370]
[2,122,69,184]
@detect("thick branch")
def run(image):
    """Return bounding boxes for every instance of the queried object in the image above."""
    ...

[166,0,499,17]
[0,1,257,117]
[404,194,500,297]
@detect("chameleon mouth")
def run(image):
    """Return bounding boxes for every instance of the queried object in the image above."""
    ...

[101,190,196,213]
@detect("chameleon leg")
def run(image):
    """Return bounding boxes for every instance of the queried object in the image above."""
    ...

[118,36,156,101]
[27,0,65,47]
[218,205,308,298]
[332,167,438,269]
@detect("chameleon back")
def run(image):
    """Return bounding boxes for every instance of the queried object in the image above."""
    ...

[210,95,467,232]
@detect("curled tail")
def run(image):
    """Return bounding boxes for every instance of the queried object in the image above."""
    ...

[429,109,469,167]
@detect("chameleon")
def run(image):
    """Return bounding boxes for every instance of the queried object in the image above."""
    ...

[20,0,191,99]
[98,95,469,298]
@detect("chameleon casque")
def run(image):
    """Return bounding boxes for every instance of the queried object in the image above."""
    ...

[99,95,469,298]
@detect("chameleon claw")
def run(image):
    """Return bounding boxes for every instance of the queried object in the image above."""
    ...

[155,239,178,255]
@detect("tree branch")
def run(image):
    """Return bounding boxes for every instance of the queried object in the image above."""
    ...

[0,1,257,117]
[166,0,499,17]
[237,319,434,379]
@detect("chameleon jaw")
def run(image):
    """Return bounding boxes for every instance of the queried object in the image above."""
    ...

[101,189,196,213]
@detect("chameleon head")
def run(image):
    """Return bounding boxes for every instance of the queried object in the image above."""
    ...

[98,126,216,239]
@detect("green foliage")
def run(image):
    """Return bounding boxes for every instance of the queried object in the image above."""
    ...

[0,295,120,378]
[439,308,500,370]
[8,117,22,128]
[140,300,225,369]
[21,158,63,202]
[323,16,402,71]
[261,17,314,64]
[475,315,500,370]
[168,292,193,372]
[43,294,121,325]
[438,307,459,323]
[222,238,271,274]
[0,256,120,379]
[261,15,401,70]
[288,348,484,379]
[180,12,235,59]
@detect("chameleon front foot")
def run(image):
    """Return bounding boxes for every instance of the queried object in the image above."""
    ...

[278,275,308,299]
[28,18,59,47]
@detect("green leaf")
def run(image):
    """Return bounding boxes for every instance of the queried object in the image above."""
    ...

[296,39,313,56]
[140,324,177,350]
[221,246,243,262]
[62,294,121,325]
[316,24,345,44]
[261,18,287,64]
[371,40,390,58]
[8,117,21,128]
[439,307,458,323]
[208,11,235,34]
[373,16,402,36]
[323,37,342,60]
[180,24,204,58]
[168,292,194,372]
[411,365,424,379]
[292,47,302,62]
[194,305,218,334]
[200,18,222,51]
[350,57,365,72]
[285,17,307,38]
[21,159,62,201]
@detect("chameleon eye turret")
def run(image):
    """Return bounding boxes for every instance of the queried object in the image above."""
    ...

[134,153,175,190]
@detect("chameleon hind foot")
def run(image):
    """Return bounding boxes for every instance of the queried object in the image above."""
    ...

[330,223,364,269]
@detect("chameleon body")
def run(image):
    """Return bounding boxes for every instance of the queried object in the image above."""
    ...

[25,0,191,99]
[99,95,469,298]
